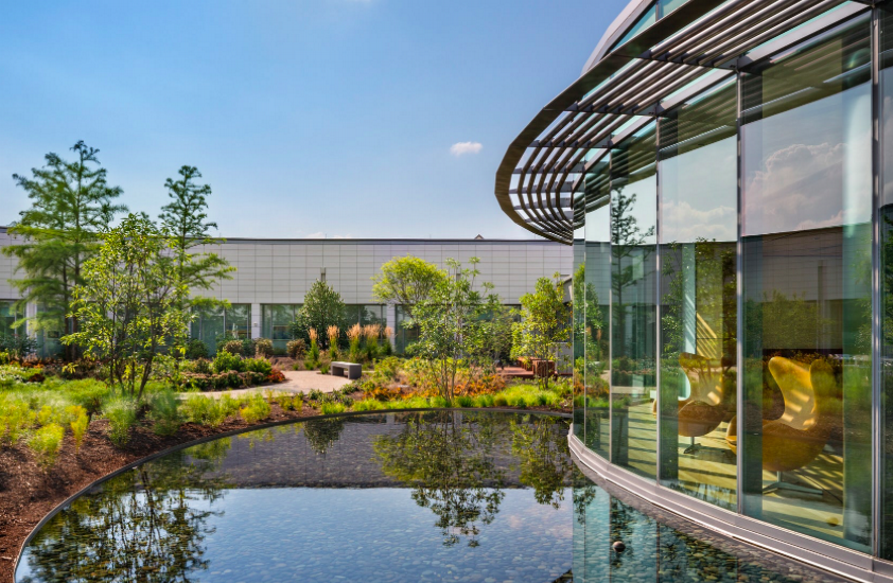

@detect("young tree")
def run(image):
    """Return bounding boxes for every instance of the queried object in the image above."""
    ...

[3,141,127,360]
[511,275,573,391]
[291,280,347,348]
[408,258,501,401]
[63,214,189,400]
[158,166,234,353]
[372,256,447,319]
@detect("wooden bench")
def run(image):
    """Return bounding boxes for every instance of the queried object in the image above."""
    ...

[330,361,362,380]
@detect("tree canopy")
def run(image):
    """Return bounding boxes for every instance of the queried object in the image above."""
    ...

[372,256,446,319]
[291,280,347,347]
[3,141,127,360]
[512,274,572,390]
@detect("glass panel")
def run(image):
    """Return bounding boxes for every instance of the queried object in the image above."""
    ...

[261,304,301,353]
[0,300,20,334]
[225,305,250,340]
[191,305,224,356]
[658,0,688,18]
[360,305,386,327]
[573,234,585,441]
[615,4,657,49]
[740,15,872,552]
[583,160,611,458]
[880,4,893,561]
[610,122,657,479]
[658,79,738,510]
[395,305,419,355]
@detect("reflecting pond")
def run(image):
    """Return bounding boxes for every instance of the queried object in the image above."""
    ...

[15,411,848,583]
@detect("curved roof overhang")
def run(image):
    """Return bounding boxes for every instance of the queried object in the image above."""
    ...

[494,0,872,244]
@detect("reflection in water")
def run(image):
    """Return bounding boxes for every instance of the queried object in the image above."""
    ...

[16,412,573,583]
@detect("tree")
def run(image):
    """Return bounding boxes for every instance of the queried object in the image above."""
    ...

[573,263,604,360]
[511,275,573,390]
[158,166,234,354]
[291,280,347,348]
[3,141,127,360]
[408,258,500,401]
[63,214,189,400]
[372,256,447,319]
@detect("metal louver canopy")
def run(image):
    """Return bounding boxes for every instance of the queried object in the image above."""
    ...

[494,0,866,244]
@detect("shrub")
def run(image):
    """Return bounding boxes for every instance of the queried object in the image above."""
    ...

[292,361,304,371]
[254,338,274,358]
[473,394,495,408]
[184,339,209,360]
[320,401,346,415]
[213,351,245,374]
[0,402,35,445]
[320,362,330,374]
[29,423,64,467]
[243,358,273,376]
[454,395,474,408]
[68,405,89,453]
[221,339,245,356]
[387,396,429,410]
[66,379,112,418]
[105,399,137,447]
[278,392,303,411]
[182,394,235,427]
[430,396,449,408]
[287,339,307,359]
[149,390,183,436]
[240,395,271,424]
[267,368,286,383]
[352,398,385,412]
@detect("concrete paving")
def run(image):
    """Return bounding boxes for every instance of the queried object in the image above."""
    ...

[182,370,353,399]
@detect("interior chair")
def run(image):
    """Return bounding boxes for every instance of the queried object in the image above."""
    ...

[724,356,837,495]
[652,352,727,454]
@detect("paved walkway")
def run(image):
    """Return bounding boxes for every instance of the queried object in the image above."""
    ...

[182,370,353,399]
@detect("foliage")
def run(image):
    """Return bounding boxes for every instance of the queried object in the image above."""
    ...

[510,417,572,508]
[148,390,183,436]
[212,350,245,374]
[159,165,234,359]
[320,401,346,415]
[239,394,271,424]
[286,339,306,359]
[63,213,189,400]
[492,384,560,408]
[573,263,605,362]
[0,332,37,361]
[29,423,65,468]
[303,417,346,455]
[320,362,330,374]
[373,412,506,547]
[184,338,209,360]
[352,398,386,412]
[364,324,381,361]
[372,256,447,320]
[3,141,127,361]
[512,275,572,390]
[306,329,321,369]
[0,402,36,445]
[105,398,137,447]
[67,405,89,453]
[243,357,273,376]
[408,258,502,401]
[182,394,239,428]
[254,338,274,358]
[266,368,286,383]
[291,280,346,347]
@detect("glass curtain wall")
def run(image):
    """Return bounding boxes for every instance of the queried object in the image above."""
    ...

[881,4,893,561]
[583,160,612,459]
[740,15,872,551]
[657,78,738,510]
[0,301,22,335]
[573,222,586,441]
[610,122,658,479]
[192,304,252,355]
[261,304,302,353]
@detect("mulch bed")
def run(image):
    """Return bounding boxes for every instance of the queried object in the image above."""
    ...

[0,403,318,583]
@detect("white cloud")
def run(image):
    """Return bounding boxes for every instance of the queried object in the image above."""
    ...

[450,141,483,156]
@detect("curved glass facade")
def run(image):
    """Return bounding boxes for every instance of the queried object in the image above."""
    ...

[564,4,893,566]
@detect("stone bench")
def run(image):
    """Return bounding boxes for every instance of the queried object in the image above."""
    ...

[330,361,362,380]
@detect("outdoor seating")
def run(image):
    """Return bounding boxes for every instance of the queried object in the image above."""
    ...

[330,361,362,380]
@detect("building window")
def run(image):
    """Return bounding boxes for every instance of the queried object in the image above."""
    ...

[261,304,302,354]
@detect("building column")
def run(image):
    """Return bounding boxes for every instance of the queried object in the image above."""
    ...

[251,303,261,339]
[386,304,397,347]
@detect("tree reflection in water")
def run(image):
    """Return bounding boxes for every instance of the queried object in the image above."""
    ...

[374,411,572,548]
[19,439,233,583]
[303,417,346,456]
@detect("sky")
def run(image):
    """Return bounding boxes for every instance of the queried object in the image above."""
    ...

[0,0,630,240]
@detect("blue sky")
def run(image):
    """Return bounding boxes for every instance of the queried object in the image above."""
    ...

[0,0,629,239]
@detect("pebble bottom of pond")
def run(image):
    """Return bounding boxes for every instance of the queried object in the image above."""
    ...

[14,411,850,583]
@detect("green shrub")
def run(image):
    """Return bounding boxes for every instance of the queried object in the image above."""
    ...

[65,379,112,417]
[184,339,209,360]
[68,405,89,453]
[454,395,474,408]
[220,340,245,356]
[287,339,307,359]
[29,423,64,467]
[240,395,272,424]
[473,394,495,408]
[278,392,303,411]
[148,390,183,436]
[0,402,35,445]
[430,396,449,408]
[494,394,508,407]
[320,362,330,374]
[182,394,233,428]
[352,398,385,412]
[320,401,346,415]
[387,396,429,410]
[212,351,245,374]
[254,338,274,358]
[307,388,325,403]
[105,399,137,447]
[243,358,273,376]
